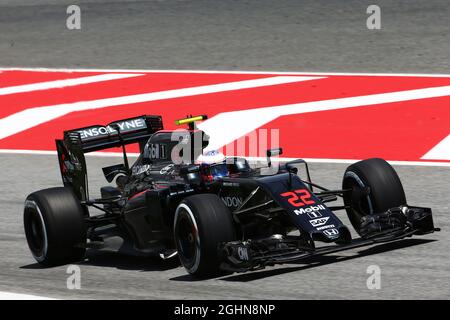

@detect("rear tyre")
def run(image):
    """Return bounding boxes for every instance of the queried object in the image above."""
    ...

[24,187,87,266]
[174,194,235,278]
[342,158,406,234]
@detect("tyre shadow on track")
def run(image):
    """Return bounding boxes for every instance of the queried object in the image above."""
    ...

[20,239,435,279]
[20,250,181,272]
[83,251,181,272]
[214,239,436,283]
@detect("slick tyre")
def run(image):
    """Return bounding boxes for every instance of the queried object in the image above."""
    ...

[174,194,235,278]
[24,187,87,266]
[342,158,407,234]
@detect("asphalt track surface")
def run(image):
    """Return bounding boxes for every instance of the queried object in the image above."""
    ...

[1,0,449,72]
[0,0,449,299]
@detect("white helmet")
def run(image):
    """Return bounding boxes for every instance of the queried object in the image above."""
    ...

[196,149,225,164]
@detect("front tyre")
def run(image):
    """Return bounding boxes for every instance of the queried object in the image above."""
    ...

[174,194,235,278]
[24,187,87,266]
[342,158,406,234]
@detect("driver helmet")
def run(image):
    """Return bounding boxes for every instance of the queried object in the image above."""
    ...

[196,150,229,181]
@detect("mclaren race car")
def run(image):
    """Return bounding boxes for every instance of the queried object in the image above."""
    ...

[23,115,439,277]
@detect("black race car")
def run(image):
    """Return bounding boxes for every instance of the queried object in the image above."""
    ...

[23,115,439,277]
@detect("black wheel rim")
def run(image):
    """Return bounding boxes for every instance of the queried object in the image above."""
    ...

[348,179,371,215]
[175,209,198,267]
[343,175,373,230]
[25,208,46,257]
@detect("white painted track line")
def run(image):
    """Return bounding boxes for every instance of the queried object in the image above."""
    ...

[0,291,56,300]
[0,73,144,96]
[0,76,322,140]
[0,68,448,167]
[421,134,450,161]
[0,149,449,166]
[1,67,450,78]
[0,149,137,157]
[199,85,450,150]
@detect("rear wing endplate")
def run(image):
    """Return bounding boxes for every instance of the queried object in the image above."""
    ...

[56,115,163,200]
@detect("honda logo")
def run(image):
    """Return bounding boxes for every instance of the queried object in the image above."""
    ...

[323,228,339,236]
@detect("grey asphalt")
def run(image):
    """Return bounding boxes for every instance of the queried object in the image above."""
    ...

[0,0,449,72]
[0,154,448,299]
[0,0,449,300]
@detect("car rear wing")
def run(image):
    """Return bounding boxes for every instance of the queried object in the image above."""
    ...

[61,115,163,153]
[56,115,163,201]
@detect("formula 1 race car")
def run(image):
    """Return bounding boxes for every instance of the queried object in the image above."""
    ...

[23,115,439,277]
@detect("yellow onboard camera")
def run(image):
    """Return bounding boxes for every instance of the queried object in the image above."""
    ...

[175,115,208,130]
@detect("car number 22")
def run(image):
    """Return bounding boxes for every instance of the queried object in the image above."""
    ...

[280,189,315,207]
